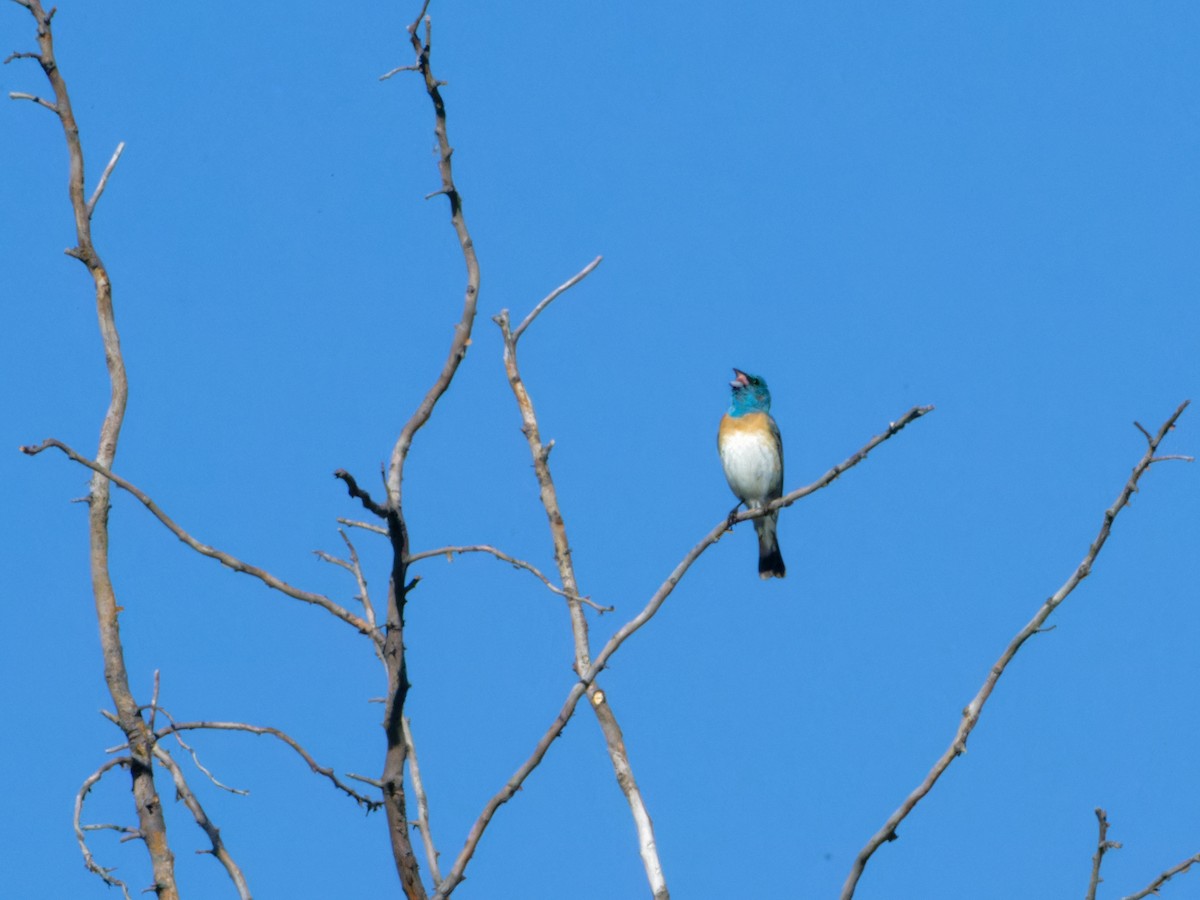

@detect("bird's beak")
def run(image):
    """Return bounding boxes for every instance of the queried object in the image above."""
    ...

[731,368,750,388]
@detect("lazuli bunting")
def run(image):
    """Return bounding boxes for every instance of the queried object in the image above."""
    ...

[718,368,786,579]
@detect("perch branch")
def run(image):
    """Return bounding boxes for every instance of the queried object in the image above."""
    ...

[587,404,935,682]
[433,403,932,898]
[841,401,1190,900]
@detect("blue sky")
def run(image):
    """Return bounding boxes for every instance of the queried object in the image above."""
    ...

[3,2,1198,898]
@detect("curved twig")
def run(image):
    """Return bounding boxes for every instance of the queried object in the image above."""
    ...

[841,401,1190,899]
[384,2,480,509]
[155,720,382,811]
[407,544,613,612]
[74,757,134,900]
[20,439,378,643]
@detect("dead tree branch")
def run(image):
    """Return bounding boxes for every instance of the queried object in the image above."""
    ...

[362,3,482,894]
[74,757,135,900]
[1122,849,1200,900]
[841,401,1191,900]
[1086,808,1121,900]
[407,544,613,612]
[20,439,378,643]
[11,2,178,892]
[152,745,251,900]
[154,719,382,811]
[493,257,668,899]
[403,717,443,885]
[433,402,933,899]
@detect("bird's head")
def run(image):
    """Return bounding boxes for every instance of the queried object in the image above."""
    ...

[729,368,772,415]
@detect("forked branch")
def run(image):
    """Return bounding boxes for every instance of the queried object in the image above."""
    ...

[841,401,1191,899]
[433,400,933,899]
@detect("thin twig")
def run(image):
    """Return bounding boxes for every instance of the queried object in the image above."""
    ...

[340,528,378,629]
[586,404,935,683]
[403,717,443,885]
[1086,808,1120,900]
[407,544,613,612]
[9,90,56,111]
[86,140,125,218]
[152,745,252,900]
[74,757,134,900]
[841,401,1191,900]
[155,720,382,810]
[338,516,388,535]
[1122,849,1200,900]
[20,439,378,643]
[511,255,602,342]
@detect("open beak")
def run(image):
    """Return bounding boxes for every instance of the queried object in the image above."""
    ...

[730,368,750,388]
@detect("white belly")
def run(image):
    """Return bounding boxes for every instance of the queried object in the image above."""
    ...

[720,430,781,506]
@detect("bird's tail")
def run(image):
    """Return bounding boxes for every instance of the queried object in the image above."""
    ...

[755,512,786,579]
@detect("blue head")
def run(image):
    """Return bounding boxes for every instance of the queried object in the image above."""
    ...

[728,368,772,417]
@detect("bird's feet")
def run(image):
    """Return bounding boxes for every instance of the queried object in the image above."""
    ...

[725,502,744,531]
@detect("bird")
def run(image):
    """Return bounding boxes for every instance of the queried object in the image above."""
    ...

[718,368,786,579]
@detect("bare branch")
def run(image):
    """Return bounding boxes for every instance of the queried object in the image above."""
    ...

[21,439,378,642]
[432,402,931,897]
[403,717,443,885]
[15,0,179,890]
[433,681,589,900]
[339,528,377,629]
[156,720,382,811]
[587,404,935,683]
[383,1,481,510]
[338,516,388,535]
[74,757,134,900]
[9,90,56,111]
[85,140,125,218]
[152,745,252,900]
[511,255,603,342]
[1122,849,1200,900]
[1086,808,1121,900]
[841,400,1190,899]
[406,544,613,612]
[497,283,669,896]
[334,468,388,518]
